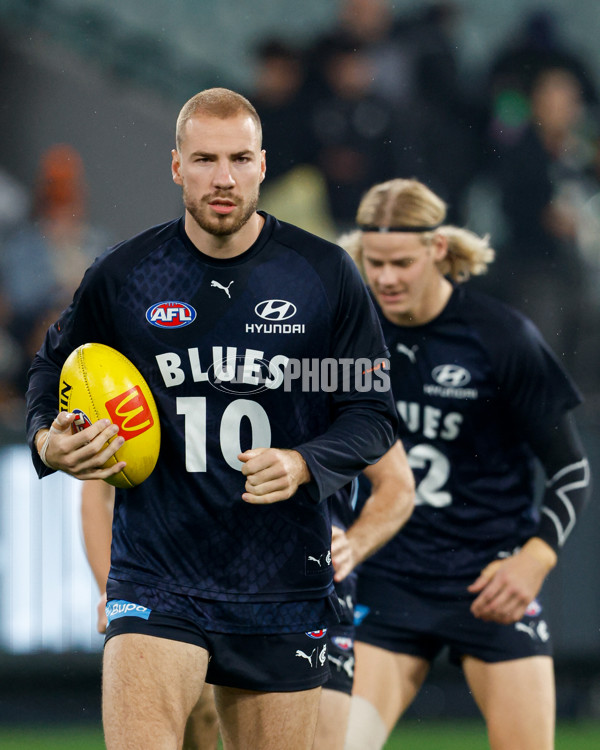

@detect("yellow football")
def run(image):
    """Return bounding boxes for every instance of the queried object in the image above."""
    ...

[59,343,160,489]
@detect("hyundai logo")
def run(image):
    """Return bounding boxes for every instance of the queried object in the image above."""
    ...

[254,299,297,321]
[431,364,471,387]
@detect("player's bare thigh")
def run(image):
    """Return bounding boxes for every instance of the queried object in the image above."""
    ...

[103,633,209,750]
[183,683,219,750]
[352,641,430,731]
[463,654,555,750]
[214,684,322,750]
[313,687,351,750]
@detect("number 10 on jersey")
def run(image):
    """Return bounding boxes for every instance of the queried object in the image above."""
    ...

[177,397,271,471]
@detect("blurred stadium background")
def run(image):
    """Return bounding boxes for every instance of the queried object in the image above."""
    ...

[0,0,599,746]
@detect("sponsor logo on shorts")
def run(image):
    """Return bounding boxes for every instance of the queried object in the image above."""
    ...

[295,644,328,668]
[536,620,550,642]
[328,652,355,678]
[525,599,542,617]
[306,628,327,639]
[515,619,550,642]
[331,636,353,651]
[353,604,370,626]
[106,600,152,623]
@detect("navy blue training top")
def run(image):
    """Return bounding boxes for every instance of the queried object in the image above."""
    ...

[358,283,582,596]
[26,213,397,611]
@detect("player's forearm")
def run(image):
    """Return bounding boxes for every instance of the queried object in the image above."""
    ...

[528,412,591,551]
[537,455,590,551]
[521,537,558,574]
[346,480,414,566]
[26,352,62,477]
[81,482,115,592]
[346,444,415,567]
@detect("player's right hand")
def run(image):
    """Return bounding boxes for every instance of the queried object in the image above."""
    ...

[36,411,126,480]
[467,540,556,624]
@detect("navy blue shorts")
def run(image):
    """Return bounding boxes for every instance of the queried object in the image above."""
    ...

[326,574,356,695]
[355,575,553,665]
[326,624,355,694]
[105,599,330,692]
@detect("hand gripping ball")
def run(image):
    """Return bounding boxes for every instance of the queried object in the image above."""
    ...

[59,343,160,488]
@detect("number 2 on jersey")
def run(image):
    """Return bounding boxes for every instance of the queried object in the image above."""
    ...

[408,444,452,507]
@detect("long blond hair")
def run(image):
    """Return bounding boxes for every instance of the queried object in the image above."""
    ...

[340,178,495,281]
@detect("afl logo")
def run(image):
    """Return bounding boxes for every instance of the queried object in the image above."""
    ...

[146,301,196,329]
[306,629,328,639]
[332,636,353,651]
[432,364,471,387]
[71,409,92,433]
[525,599,542,617]
[255,299,297,321]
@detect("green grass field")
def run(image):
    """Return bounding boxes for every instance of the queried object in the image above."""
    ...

[1,721,600,749]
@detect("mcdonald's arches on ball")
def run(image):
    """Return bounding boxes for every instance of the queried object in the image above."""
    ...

[59,343,160,489]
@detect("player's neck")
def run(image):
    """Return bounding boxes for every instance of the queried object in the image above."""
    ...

[185,211,265,259]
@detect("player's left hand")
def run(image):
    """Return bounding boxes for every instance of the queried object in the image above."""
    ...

[238,448,311,504]
[331,525,356,582]
[96,592,108,634]
[468,539,557,624]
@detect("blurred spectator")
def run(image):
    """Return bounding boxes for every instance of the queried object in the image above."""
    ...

[0,144,111,335]
[307,0,412,107]
[403,1,484,219]
[306,1,479,223]
[251,38,311,182]
[0,282,27,444]
[250,38,337,238]
[0,144,112,436]
[304,37,400,232]
[486,9,599,151]
[494,66,600,392]
[0,165,28,240]
[0,165,32,441]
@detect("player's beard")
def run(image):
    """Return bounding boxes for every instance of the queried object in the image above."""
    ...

[183,184,260,237]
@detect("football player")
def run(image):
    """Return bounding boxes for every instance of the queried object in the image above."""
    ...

[339,178,591,750]
[26,88,398,750]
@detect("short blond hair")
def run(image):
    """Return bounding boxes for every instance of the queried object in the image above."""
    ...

[340,178,495,282]
[175,88,262,150]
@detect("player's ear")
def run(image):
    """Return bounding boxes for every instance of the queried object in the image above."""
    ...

[259,149,266,183]
[432,232,448,261]
[171,149,183,185]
